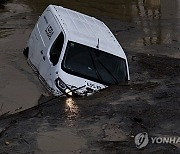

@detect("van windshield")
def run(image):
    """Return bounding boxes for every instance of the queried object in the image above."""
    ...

[62,41,128,85]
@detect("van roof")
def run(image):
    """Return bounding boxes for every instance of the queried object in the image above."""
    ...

[48,5,126,59]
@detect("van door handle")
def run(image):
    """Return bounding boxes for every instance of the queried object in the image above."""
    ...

[40,50,43,54]
[43,56,45,61]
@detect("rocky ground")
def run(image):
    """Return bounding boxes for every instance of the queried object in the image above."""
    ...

[0,0,179,153]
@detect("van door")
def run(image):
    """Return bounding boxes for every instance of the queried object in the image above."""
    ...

[38,10,65,85]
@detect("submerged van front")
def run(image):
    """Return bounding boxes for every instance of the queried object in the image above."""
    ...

[24,5,130,96]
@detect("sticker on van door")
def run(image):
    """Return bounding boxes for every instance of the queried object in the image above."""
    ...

[45,25,54,40]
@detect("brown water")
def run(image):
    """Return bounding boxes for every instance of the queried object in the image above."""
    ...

[0,0,178,114]
[0,2,43,115]
[26,0,180,56]
[131,0,180,54]
[37,127,87,153]
[0,1,179,152]
[22,1,180,151]
[0,0,179,118]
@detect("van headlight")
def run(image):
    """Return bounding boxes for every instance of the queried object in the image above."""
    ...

[55,78,72,96]
[55,78,66,89]
[65,89,73,96]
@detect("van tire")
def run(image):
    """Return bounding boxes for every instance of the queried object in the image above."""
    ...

[23,47,29,58]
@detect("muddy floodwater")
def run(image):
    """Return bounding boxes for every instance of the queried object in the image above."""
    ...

[27,0,180,58]
[0,0,180,153]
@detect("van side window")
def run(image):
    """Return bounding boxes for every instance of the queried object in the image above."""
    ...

[49,32,64,66]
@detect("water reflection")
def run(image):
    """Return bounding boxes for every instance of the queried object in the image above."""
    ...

[65,98,79,123]
[134,0,180,46]
[135,0,162,46]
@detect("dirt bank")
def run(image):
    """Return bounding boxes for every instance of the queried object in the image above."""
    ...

[0,0,179,153]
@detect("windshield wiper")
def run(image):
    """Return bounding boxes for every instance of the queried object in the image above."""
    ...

[88,51,104,83]
[98,60,119,84]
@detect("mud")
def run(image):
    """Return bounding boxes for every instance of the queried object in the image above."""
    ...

[0,1,43,115]
[0,0,180,153]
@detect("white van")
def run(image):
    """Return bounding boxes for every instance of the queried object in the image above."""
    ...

[24,5,130,97]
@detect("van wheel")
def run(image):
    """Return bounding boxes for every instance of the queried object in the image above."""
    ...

[23,47,29,58]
